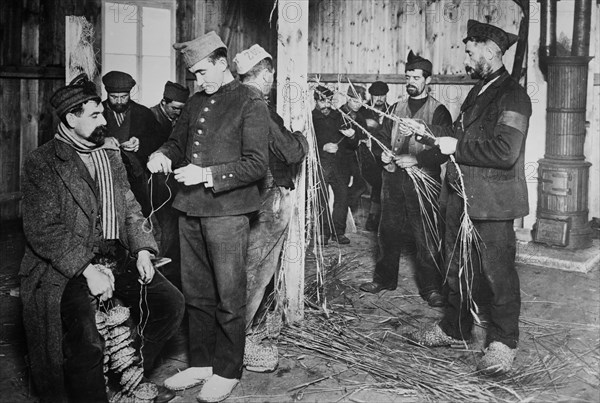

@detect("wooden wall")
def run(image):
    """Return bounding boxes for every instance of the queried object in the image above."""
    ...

[0,0,102,220]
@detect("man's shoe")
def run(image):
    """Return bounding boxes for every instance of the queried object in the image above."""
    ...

[359,281,395,294]
[163,367,212,391]
[155,384,176,403]
[426,291,445,308]
[477,341,517,376]
[333,234,350,244]
[196,375,239,402]
[405,324,468,347]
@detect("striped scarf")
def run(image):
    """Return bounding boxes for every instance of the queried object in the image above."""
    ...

[55,122,120,239]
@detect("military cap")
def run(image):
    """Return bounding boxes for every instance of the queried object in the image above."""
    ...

[368,81,389,96]
[463,19,519,54]
[51,73,100,117]
[102,71,136,93]
[347,85,366,100]
[163,81,190,103]
[233,44,272,75]
[173,31,227,71]
[314,85,333,101]
[405,50,432,75]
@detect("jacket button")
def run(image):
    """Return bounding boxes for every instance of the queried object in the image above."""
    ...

[193,153,198,158]
[229,174,233,177]
[197,129,203,135]
[194,141,200,146]
[203,107,209,112]
[200,118,205,123]
[210,99,216,104]
[222,175,226,179]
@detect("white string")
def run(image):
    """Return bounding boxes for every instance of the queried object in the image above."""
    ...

[142,173,172,233]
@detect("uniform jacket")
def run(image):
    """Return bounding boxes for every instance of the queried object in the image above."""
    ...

[157,80,269,216]
[431,69,532,220]
[19,139,157,402]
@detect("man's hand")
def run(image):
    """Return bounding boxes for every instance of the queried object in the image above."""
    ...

[83,264,114,301]
[136,250,155,284]
[437,137,458,155]
[147,153,173,174]
[365,118,379,129]
[323,143,338,154]
[121,136,140,152]
[381,152,393,164]
[340,127,355,138]
[394,154,418,168]
[174,164,212,186]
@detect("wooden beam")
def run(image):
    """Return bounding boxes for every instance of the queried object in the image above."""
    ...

[309,73,478,85]
[0,66,65,79]
[277,0,309,324]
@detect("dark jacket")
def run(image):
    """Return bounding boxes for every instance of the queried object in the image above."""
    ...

[431,69,532,220]
[266,103,308,189]
[19,139,157,402]
[150,103,175,148]
[312,108,359,175]
[158,80,269,216]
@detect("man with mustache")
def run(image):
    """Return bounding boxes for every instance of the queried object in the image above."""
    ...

[405,20,531,376]
[148,31,269,402]
[20,74,184,402]
[102,71,161,217]
[312,85,359,245]
[360,51,451,310]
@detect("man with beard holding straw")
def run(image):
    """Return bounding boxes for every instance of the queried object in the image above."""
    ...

[359,51,452,308]
[405,20,531,376]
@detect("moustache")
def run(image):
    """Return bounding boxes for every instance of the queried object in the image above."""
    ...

[89,125,107,145]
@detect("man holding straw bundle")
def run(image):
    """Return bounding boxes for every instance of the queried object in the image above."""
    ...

[360,51,452,308]
[405,20,531,376]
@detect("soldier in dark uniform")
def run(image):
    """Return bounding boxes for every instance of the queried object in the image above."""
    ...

[360,52,452,308]
[102,71,161,217]
[406,20,531,376]
[148,31,269,402]
[360,81,395,231]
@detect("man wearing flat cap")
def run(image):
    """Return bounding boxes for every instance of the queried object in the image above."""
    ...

[359,81,395,231]
[149,81,190,285]
[234,43,308,372]
[148,31,269,402]
[312,85,359,245]
[20,74,184,403]
[360,50,452,310]
[102,70,161,217]
[405,20,531,377]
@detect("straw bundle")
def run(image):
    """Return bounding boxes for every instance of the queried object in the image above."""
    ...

[66,16,98,83]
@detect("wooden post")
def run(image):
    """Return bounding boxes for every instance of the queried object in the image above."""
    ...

[277,0,309,324]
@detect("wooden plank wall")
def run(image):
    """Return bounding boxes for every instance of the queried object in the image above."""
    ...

[308,0,523,118]
[0,0,102,220]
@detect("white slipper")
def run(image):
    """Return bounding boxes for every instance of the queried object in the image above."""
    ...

[163,367,212,391]
[196,375,239,402]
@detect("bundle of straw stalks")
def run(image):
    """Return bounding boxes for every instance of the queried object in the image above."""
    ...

[66,16,98,82]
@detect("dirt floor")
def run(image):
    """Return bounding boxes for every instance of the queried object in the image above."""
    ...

[1,211,599,402]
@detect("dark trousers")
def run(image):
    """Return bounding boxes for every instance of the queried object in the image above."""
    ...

[319,162,351,238]
[152,174,181,288]
[179,214,249,379]
[358,144,383,205]
[440,192,521,348]
[60,269,184,402]
[373,170,443,297]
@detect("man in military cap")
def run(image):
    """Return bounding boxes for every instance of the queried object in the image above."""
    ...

[148,31,269,401]
[405,20,531,376]
[149,81,190,287]
[312,85,358,245]
[360,51,452,309]
[20,74,184,402]
[102,70,161,217]
[234,44,308,372]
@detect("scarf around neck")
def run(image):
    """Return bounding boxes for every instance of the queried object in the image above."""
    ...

[55,122,120,240]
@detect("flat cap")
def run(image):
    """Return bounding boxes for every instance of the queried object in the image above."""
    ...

[102,71,136,93]
[463,19,519,54]
[314,85,333,101]
[405,50,432,75]
[51,73,100,117]
[173,31,227,71]
[233,44,272,75]
[368,81,389,96]
[163,81,189,103]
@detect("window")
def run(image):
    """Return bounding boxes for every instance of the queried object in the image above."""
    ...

[102,0,176,106]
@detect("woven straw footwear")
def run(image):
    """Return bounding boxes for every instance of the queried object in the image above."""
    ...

[477,341,517,376]
[163,367,212,391]
[405,324,468,347]
[244,339,278,373]
[196,375,239,403]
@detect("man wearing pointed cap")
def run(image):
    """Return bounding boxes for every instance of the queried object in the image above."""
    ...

[234,43,308,372]
[405,20,531,376]
[148,31,269,401]
[20,74,184,403]
[102,70,161,217]
[360,50,452,310]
